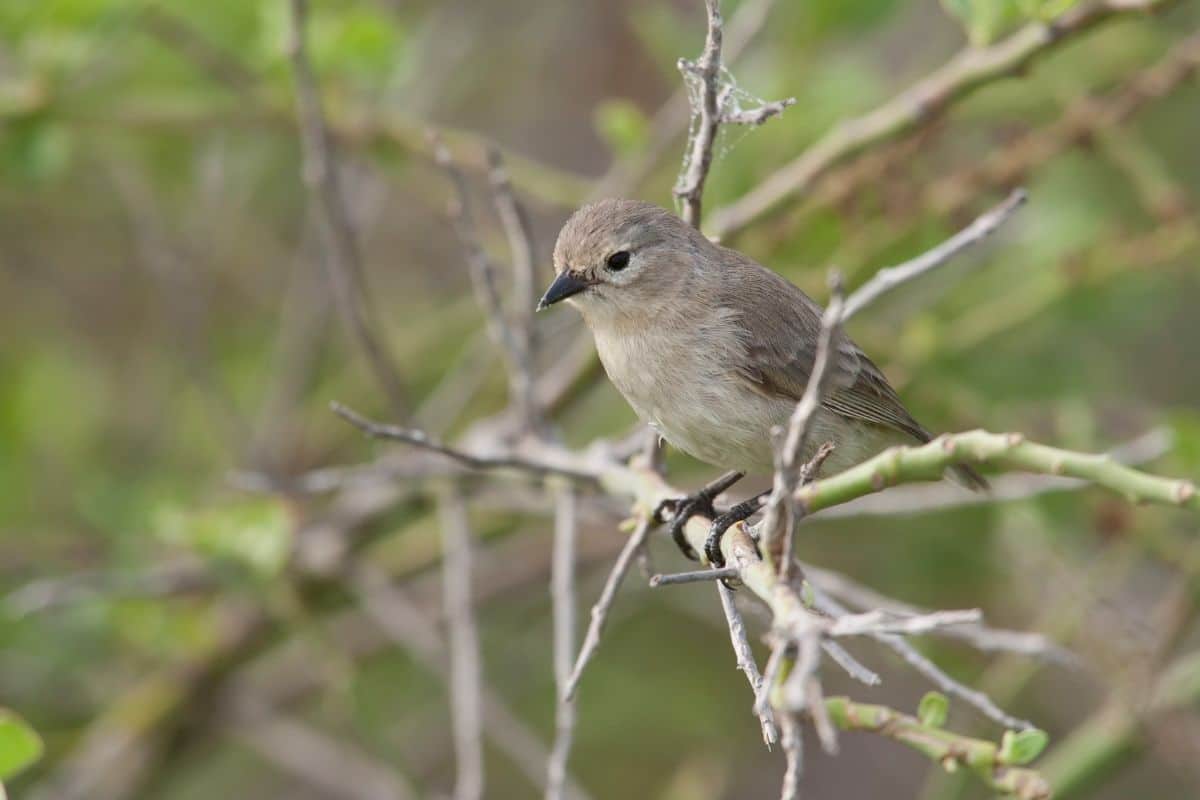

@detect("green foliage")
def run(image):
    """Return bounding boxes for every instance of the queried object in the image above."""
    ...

[1001,728,1051,766]
[156,500,292,577]
[0,709,42,782]
[595,99,650,158]
[940,0,1081,45]
[918,691,949,728]
[0,0,1195,798]
[940,0,1026,45]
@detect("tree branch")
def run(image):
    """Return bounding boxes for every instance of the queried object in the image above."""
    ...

[794,430,1198,516]
[824,697,1052,800]
[547,488,579,800]
[284,0,408,414]
[708,0,1178,239]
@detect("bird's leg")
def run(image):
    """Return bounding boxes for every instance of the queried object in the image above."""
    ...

[704,490,771,568]
[655,471,744,561]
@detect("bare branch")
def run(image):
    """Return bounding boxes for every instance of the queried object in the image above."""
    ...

[437,488,484,800]
[674,0,724,228]
[760,276,846,574]
[720,95,797,127]
[809,590,1032,730]
[821,641,881,687]
[592,0,780,199]
[486,146,539,358]
[805,564,1077,664]
[564,516,654,699]
[432,136,540,431]
[674,0,795,228]
[331,402,597,483]
[237,711,417,800]
[717,581,779,747]
[547,488,578,800]
[778,712,803,800]
[352,566,591,799]
[827,608,982,637]
[841,188,1027,320]
[284,0,407,414]
[708,0,1178,239]
[650,566,741,586]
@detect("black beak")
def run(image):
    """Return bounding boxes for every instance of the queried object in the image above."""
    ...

[536,271,589,311]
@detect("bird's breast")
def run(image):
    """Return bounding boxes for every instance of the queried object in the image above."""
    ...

[591,312,785,473]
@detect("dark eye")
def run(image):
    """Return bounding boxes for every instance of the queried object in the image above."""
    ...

[606,251,631,271]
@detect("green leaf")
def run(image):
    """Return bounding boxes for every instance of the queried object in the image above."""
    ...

[917,691,949,728]
[0,709,44,781]
[594,99,649,158]
[156,499,292,576]
[939,0,1025,45]
[1000,728,1049,765]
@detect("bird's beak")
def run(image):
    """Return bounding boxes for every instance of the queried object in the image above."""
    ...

[536,271,589,311]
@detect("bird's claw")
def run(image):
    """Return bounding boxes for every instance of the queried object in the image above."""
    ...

[654,494,713,562]
[702,494,769,588]
[654,471,744,563]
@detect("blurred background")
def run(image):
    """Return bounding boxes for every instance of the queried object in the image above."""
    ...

[2,0,1200,798]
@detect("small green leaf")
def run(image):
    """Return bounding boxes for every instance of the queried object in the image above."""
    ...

[999,728,1049,765]
[917,691,949,728]
[0,709,44,781]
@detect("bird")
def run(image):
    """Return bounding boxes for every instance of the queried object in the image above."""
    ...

[537,199,986,566]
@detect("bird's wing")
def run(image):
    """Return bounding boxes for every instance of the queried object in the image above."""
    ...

[719,251,928,443]
[717,250,989,490]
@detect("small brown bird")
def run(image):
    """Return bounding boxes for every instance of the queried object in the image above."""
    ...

[538,199,985,564]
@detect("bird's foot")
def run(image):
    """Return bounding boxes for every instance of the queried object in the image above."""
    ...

[654,471,744,562]
[704,490,771,572]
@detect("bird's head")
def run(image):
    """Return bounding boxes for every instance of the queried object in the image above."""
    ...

[538,199,705,323]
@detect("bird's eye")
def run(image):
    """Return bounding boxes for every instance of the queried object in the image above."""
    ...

[606,251,631,271]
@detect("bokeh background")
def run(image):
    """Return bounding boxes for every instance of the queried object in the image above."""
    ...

[2,0,1200,798]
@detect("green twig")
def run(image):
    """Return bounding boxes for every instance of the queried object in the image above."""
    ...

[796,430,1198,516]
[825,697,1051,800]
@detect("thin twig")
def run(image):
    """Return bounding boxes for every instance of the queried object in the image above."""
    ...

[351,565,591,799]
[486,146,539,368]
[650,566,741,586]
[792,430,1198,516]
[805,564,1077,664]
[760,276,846,575]
[779,713,803,800]
[820,640,881,687]
[433,136,540,431]
[547,488,578,800]
[237,710,418,800]
[331,402,598,483]
[813,427,1173,519]
[284,0,407,414]
[674,0,725,228]
[591,0,780,199]
[437,487,484,800]
[717,581,779,747]
[842,188,1027,320]
[809,590,1032,730]
[827,608,982,637]
[708,0,1178,239]
[564,516,654,699]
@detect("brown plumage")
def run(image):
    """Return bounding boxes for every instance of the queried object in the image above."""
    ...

[540,198,987,490]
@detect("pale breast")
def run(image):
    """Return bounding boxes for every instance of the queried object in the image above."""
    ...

[592,308,788,473]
